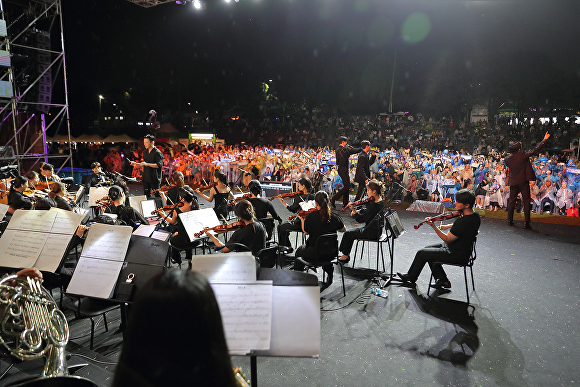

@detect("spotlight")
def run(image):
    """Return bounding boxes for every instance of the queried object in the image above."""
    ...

[193,0,202,9]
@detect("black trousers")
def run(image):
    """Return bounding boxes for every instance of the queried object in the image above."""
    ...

[171,234,200,263]
[331,166,351,206]
[277,218,302,248]
[354,180,366,201]
[407,243,468,281]
[294,244,334,278]
[339,227,379,256]
[507,182,531,223]
[143,180,160,200]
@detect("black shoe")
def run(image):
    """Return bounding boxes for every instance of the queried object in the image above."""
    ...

[507,221,514,226]
[433,278,451,289]
[397,272,416,284]
[524,222,532,229]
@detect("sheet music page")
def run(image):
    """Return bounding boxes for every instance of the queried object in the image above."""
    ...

[211,281,273,353]
[34,233,74,272]
[132,224,155,237]
[191,252,256,282]
[179,208,221,242]
[128,195,147,216]
[88,186,110,207]
[0,203,8,220]
[151,230,171,242]
[66,257,124,299]
[7,209,57,232]
[81,223,132,262]
[50,207,83,234]
[299,200,316,211]
[0,229,48,269]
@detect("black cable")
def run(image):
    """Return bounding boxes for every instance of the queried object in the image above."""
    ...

[320,283,374,312]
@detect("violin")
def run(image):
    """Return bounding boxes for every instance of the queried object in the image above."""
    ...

[151,203,184,215]
[151,184,176,194]
[228,194,251,208]
[95,196,111,205]
[289,207,317,220]
[268,191,301,201]
[414,210,461,229]
[35,181,50,190]
[196,183,216,192]
[342,196,374,212]
[194,220,244,238]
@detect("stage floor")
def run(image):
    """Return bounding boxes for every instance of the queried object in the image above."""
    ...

[3,188,578,386]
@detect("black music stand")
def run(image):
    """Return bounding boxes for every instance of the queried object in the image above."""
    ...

[379,208,406,288]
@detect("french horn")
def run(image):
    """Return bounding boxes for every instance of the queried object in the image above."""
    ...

[0,275,69,377]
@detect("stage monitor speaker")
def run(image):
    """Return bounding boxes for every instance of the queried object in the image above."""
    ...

[407,200,444,214]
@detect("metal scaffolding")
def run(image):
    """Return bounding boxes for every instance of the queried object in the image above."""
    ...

[0,0,72,174]
[124,0,174,8]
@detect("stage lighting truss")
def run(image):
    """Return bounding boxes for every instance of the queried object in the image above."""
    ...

[123,0,174,7]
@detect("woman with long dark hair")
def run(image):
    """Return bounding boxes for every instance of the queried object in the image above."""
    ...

[196,170,232,221]
[106,185,148,229]
[47,182,72,211]
[293,191,345,286]
[113,269,237,387]
[7,175,32,215]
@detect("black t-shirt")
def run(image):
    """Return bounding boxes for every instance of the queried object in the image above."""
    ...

[448,212,481,255]
[353,200,384,233]
[248,197,282,221]
[142,146,163,184]
[8,190,32,210]
[226,221,267,256]
[108,204,149,230]
[303,211,345,247]
[53,196,72,211]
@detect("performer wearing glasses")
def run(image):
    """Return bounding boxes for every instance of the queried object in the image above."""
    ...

[130,134,163,199]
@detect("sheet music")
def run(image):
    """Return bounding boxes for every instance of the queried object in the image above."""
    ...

[34,233,74,272]
[299,200,316,211]
[128,195,147,216]
[0,203,8,220]
[0,229,47,269]
[66,257,125,299]
[132,224,156,237]
[81,223,133,262]
[88,186,110,207]
[211,281,273,353]
[7,210,56,232]
[50,208,83,234]
[191,252,257,282]
[179,208,221,242]
[151,230,171,242]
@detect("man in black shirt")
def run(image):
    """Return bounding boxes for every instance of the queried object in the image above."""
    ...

[277,177,314,253]
[354,140,376,201]
[331,136,361,209]
[130,134,163,199]
[398,189,480,289]
[86,162,108,187]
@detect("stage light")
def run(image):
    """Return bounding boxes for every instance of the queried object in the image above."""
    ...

[193,0,202,9]
[225,0,231,3]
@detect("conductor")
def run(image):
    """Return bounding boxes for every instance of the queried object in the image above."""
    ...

[130,134,163,199]
[504,131,550,229]
[330,136,361,209]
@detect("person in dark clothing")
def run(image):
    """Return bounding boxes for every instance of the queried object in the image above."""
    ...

[293,191,346,286]
[354,140,377,201]
[196,170,232,221]
[397,189,480,289]
[106,185,149,230]
[130,134,163,199]
[47,182,72,211]
[338,180,385,263]
[161,171,187,205]
[203,200,267,257]
[156,186,200,267]
[86,162,109,187]
[7,175,32,215]
[247,180,282,222]
[504,131,550,229]
[276,177,314,253]
[331,136,361,209]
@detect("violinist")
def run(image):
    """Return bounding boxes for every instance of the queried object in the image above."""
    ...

[247,180,282,223]
[276,177,314,253]
[46,182,72,211]
[293,191,346,289]
[160,171,185,205]
[40,163,61,186]
[203,200,266,257]
[196,170,232,220]
[240,170,254,192]
[25,171,40,190]
[87,162,109,187]
[7,176,32,215]
[105,185,149,230]
[397,188,480,289]
[156,187,200,268]
[338,180,385,264]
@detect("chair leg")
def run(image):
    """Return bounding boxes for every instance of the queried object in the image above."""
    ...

[339,261,346,296]
[103,313,109,332]
[90,319,95,350]
[469,266,475,290]
[352,240,360,267]
[427,272,433,295]
[463,267,470,305]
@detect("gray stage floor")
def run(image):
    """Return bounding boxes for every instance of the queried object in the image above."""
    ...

[3,187,579,386]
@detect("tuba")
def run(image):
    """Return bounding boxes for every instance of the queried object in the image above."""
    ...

[0,275,69,377]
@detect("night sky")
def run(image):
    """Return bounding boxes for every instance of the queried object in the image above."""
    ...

[61,0,580,129]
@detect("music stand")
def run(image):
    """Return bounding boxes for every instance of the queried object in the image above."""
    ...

[379,208,406,287]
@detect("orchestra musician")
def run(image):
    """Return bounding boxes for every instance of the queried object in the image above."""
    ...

[196,170,232,221]
[40,163,61,185]
[331,136,361,209]
[240,170,254,192]
[276,177,314,253]
[7,175,32,215]
[46,182,72,211]
[129,134,163,199]
[156,186,200,268]
[247,180,282,222]
[106,185,149,230]
[159,171,186,205]
[338,179,385,264]
[87,161,110,187]
[25,171,40,190]
[397,188,480,289]
[293,191,346,289]
[203,200,267,256]
[354,141,376,201]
